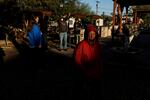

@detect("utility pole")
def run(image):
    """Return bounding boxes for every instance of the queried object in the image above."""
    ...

[96,0,100,15]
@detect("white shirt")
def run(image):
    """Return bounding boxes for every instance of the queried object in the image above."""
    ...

[68,17,75,28]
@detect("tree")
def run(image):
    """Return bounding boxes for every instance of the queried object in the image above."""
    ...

[0,0,95,21]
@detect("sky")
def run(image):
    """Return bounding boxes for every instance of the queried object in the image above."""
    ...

[80,0,113,15]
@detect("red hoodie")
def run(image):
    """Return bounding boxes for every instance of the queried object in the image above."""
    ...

[74,24,102,80]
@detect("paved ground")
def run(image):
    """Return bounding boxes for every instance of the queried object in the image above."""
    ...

[0,32,150,100]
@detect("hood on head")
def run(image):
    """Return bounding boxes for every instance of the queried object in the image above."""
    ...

[84,24,98,41]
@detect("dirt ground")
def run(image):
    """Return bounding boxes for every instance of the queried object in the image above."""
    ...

[1,32,150,100]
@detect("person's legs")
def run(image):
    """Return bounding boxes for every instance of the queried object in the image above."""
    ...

[59,32,64,49]
[64,32,68,49]
[124,36,129,49]
[72,70,85,100]
[90,79,102,100]
[28,38,35,48]
[41,34,48,50]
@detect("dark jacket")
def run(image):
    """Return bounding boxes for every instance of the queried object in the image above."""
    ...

[58,20,68,32]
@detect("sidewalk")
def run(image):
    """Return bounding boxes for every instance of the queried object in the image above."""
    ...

[0,40,19,62]
[0,36,112,63]
[47,40,74,57]
[47,37,112,58]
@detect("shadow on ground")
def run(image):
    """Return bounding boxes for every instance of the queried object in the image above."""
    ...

[1,31,150,100]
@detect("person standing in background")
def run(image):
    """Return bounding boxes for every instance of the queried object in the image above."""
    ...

[58,17,68,51]
[26,16,43,71]
[27,16,42,49]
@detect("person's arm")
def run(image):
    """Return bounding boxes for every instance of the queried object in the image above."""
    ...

[74,42,85,71]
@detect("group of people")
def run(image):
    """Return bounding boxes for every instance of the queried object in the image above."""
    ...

[10,14,103,98]
[57,16,103,98]
[27,14,103,73]
[57,16,103,80]
[25,15,103,80]
[58,16,82,51]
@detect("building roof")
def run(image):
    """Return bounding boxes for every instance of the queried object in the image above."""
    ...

[132,5,150,13]
[87,15,102,19]
[70,13,87,19]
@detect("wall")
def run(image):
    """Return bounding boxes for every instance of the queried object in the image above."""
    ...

[101,26,112,37]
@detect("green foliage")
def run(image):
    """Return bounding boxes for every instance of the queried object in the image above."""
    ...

[142,13,150,25]
[0,0,95,21]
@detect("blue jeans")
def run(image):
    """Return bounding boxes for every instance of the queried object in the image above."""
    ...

[59,32,68,49]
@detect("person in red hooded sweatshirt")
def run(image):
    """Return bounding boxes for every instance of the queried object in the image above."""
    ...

[73,24,103,99]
